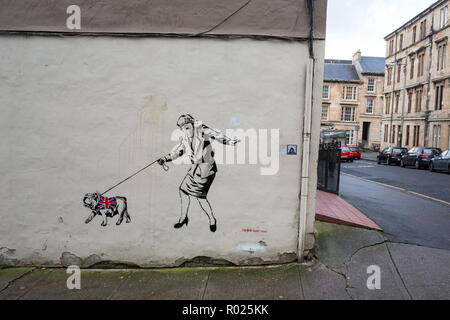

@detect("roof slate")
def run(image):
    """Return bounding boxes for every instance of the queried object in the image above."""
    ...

[324,63,360,81]
[359,56,385,74]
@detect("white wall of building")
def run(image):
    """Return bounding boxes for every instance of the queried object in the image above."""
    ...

[0,35,323,267]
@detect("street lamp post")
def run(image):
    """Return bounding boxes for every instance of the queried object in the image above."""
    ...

[387,63,396,147]
[387,60,407,148]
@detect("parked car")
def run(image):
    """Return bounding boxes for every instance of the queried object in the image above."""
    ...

[340,147,354,162]
[429,149,450,174]
[377,147,408,166]
[401,147,442,169]
[348,146,361,160]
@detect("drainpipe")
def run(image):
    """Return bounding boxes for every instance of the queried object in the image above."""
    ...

[297,0,316,262]
[298,58,314,261]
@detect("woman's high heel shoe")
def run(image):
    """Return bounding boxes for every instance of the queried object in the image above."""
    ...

[174,217,189,229]
[209,219,217,233]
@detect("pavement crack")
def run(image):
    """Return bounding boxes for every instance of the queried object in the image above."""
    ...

[385,240,450,251]
[316,240,388,271]
[106,270,134,300]
[297,266,306,300]
[315,239,446,300]
[340,265,355,300]
[339,240,389,299]
[313,254,354,300]
[0,267,36,294]
[201,271,210,300]
[385,243,413,300]
[345,241,389,267]
[314,240,395,300]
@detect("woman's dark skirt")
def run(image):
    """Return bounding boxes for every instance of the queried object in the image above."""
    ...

[179,163,217,199]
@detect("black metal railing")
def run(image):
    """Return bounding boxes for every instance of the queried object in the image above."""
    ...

[317,142,341,195]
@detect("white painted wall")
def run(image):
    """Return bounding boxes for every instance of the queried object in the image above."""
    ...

[0,35,323,267]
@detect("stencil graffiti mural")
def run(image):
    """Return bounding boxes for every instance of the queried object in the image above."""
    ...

[83,193,130,227]
[157,114,240,232]
[82,114,238,231]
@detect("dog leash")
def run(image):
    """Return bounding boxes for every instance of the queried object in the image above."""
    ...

[101,159,169,195]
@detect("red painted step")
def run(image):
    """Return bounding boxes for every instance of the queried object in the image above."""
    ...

[316,189,382,231]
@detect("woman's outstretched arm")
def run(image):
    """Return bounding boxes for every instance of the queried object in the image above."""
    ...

[202,125,240,146]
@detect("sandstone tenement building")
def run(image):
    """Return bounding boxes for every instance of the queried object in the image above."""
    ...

[382,0,449,150]
[322,52,385,149]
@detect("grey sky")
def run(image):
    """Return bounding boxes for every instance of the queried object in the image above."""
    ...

[325,0,437,59]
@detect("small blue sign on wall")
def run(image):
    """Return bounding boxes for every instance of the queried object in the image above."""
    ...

[287,145,297,155]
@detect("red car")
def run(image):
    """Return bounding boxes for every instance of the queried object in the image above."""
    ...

[340,147,354,162]
[348,146,361,160]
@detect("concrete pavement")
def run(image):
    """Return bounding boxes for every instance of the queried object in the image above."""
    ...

[1,221,448,300]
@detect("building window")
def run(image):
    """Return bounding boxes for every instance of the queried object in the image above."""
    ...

[423,19,427,38]
[420,21,424,40]
[385,94,391,114]
[391,125,396,144]
[418,52,425,77]
[322,85,330,99]
[321,105,329,121]
[389,39,394,56]
[366,99,374,114]
[410,57,415,79]
[415,88,422,112]
[341,106,356,122]
[387,67,393,85]
[440,6,448,29]
[399,34,403,51]
[346,130,355,146]
[395,92,400,113]
[384,124,389,143]
[433,125,441,148]
[435,83,444,110]
[342,86,357,101]
[420,20,427,40]
[407,90,413,113]
[413,26,417,43]
[413,125,420,146]
[405,125,410,146]
[367,78,375,93]
[397,61,402,83]
[437,43,447,71]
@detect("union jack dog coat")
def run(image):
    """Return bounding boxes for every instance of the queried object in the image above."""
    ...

[83,192,130,227]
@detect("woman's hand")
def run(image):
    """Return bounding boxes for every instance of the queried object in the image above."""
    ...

[157,157,166,166]
[229,138,241,146]
[157,157,170,171]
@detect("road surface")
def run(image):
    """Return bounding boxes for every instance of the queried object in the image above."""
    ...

[339,160,450,250]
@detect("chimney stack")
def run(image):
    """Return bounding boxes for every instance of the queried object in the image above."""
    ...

[353,49,362,65]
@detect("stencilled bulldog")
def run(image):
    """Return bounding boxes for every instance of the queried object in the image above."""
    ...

[82,192,130,227]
